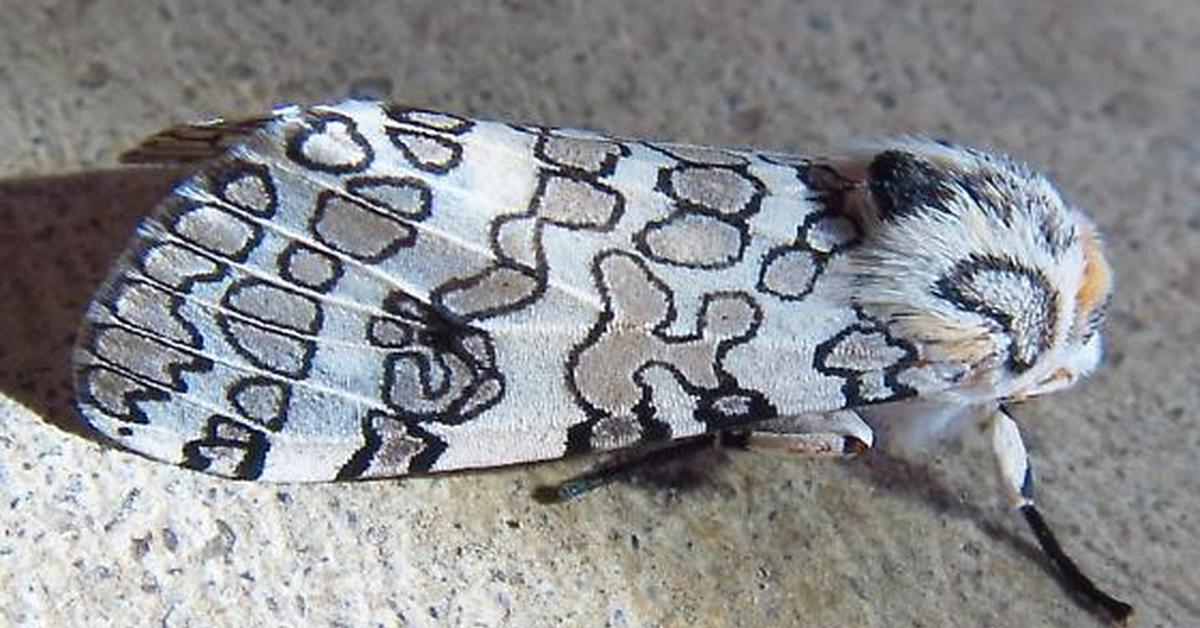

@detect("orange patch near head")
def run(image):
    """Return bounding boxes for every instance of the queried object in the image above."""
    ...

[1076,226,1113,326]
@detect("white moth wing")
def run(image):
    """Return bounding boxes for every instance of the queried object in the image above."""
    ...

[73,100,962,482]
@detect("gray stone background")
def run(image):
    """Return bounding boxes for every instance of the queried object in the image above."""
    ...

[1,1,1196,626]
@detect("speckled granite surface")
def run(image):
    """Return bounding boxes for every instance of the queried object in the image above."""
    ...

[1,1,1197,626]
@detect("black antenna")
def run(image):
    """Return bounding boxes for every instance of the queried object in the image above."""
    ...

[1020,504,1133,623]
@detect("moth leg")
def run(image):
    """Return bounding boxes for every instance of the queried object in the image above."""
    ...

[987,406,1133,622]
[738,410,874,458]
[533,435,719,504]
[533,411,875,504]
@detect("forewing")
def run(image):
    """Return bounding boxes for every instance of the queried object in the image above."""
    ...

[74,101,962,482]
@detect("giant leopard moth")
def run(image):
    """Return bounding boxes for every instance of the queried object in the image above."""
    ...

[74,100,1131,621]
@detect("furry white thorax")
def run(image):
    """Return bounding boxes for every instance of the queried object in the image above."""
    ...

[836,139,1110,407]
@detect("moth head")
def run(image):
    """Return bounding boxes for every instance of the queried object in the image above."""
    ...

[835,139,1113,402]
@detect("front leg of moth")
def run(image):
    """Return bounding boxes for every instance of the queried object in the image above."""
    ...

[987,406,1133,622]
[987,406,1034,509]
[739,410,875,458]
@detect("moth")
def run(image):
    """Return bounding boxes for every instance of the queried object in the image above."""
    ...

[73,100,1131,620]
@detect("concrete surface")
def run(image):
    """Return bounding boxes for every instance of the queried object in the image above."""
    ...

[1,1,1197,626]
